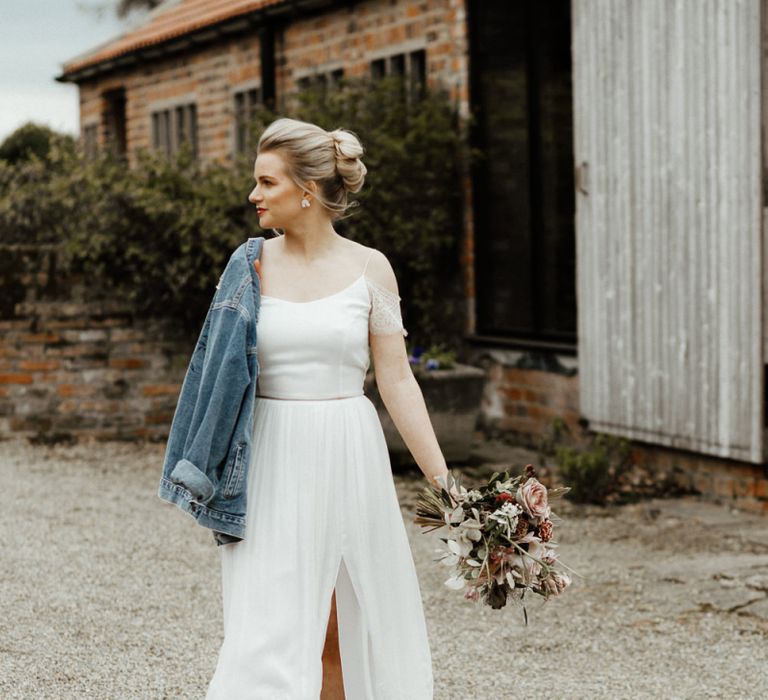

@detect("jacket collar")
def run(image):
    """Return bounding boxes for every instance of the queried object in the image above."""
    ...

[245,237,265,295]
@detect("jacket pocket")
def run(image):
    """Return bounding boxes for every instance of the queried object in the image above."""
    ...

[221,442,246,499]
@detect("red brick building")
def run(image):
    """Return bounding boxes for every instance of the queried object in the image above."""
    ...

[56,0,768,512]
[58,0,468,165]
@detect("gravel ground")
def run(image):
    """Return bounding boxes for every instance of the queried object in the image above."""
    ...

[1,437,767,699]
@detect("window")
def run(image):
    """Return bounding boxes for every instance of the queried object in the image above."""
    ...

[234,86,262,155]
[468,0,575,345]
[151,102,197,158]
[102,87,127,158]
[369,48,426,103]
[296,68,345,94]
[370,58,386,80]
[409,49,426,100]
[82,123,98,160]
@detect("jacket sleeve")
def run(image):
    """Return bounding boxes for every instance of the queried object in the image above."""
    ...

[160,301,252,504]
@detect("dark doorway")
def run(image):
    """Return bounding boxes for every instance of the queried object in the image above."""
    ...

[468,0,576,347]
[103,87,127,158]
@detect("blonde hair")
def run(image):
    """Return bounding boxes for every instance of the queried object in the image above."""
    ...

[256,117,367,221]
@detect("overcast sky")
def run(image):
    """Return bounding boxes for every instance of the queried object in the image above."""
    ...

[0,2,149,141]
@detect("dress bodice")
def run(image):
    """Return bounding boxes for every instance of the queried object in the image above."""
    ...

[255,263,407,400]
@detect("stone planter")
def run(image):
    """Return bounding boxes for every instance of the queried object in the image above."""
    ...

[364,362,487,467]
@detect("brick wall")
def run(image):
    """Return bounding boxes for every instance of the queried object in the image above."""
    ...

[281,0,468,111]
[0,245,190,444]
[79,35,263,165]
[467,347,768,515]
[633,444,768,516]
[468,348,581,445]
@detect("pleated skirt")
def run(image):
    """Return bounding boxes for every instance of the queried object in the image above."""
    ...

[205,394,434,700]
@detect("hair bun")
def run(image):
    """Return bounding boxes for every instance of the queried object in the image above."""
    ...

[329,128,367,193]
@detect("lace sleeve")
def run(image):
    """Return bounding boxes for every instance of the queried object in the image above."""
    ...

[367,278,409,337]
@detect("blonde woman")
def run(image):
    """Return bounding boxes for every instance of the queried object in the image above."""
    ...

[204,118,449,699]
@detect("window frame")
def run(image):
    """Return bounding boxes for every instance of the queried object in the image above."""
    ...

[149,97,199,159]
[294,63,346,95]
[232,83,263,156]
[368,43,427,105]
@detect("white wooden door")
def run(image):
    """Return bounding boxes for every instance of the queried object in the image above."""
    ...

[572,0,763,462]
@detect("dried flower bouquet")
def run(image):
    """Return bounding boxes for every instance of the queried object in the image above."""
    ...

[415,464,574,622]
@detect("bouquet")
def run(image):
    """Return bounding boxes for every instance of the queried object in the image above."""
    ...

[414,464,574,622]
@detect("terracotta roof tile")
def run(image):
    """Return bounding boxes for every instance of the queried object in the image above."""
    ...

[61,0,283,75]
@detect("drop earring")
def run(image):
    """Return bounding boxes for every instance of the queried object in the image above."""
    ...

[301,197,311,209]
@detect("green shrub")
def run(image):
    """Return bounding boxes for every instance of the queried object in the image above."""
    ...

[61,144,256,331]
[555,433,633,505]
[0,122,76,164]
[539,417,634,505]
[0,140,253,332]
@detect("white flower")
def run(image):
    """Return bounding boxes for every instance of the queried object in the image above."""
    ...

[464,489,483,504]
[444,503,465,526]
[527,539,545,560]
[436,538,465,567]
[488,502,522,539]
[444,573,467,590]
[434,473,468,500]
[458,517,483,540]
[436,515,485,571]
[507,548,542,586]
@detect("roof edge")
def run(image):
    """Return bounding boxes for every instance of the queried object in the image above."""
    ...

[55,0,310,84]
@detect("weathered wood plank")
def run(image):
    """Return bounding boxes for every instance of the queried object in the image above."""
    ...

[573,0,763,462]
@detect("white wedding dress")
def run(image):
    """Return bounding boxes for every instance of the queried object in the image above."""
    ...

[205,249,434,699]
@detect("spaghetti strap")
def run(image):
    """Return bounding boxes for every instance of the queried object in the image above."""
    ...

[361,248,375,277]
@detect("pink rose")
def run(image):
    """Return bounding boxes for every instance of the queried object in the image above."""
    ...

[516,477,549,519]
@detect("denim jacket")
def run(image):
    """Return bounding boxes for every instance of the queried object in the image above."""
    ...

[157,236,264,546]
